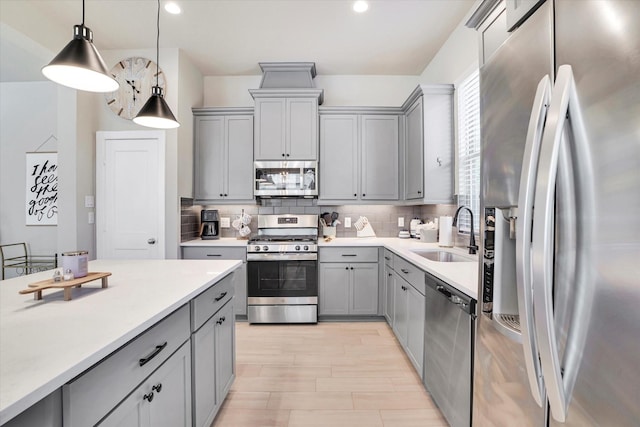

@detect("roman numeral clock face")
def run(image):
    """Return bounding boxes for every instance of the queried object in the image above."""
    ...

[104,56,166,120]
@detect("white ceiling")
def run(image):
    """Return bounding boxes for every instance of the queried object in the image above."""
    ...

[0,0,476,82]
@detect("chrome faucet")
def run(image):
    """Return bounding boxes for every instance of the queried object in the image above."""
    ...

[453,206,478,255]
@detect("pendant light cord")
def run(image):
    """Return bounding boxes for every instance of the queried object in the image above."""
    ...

[82,0,85,25]
[156,0,160,88]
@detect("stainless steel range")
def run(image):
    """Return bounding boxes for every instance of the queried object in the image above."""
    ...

[246,214,318,324]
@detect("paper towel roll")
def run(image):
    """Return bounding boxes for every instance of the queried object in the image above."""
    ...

[438,216,454,247]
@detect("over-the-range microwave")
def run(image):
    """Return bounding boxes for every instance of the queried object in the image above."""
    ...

[254,161,317,198]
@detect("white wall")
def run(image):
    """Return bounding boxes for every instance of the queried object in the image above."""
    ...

[203,74,421,107]
[0,82,59,266]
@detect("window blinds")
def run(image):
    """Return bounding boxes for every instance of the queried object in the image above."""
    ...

[457,69,481,233]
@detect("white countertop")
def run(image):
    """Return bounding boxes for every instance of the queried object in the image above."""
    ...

[318,238,479,299]
[181,237,479,299]
[0,259,241,425]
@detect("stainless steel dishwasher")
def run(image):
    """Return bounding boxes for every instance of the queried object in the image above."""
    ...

[423,272,475,427]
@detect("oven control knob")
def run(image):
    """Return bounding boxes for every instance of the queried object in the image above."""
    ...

[262,246,269,252]
[304,245,309,251]
[254,246,261,251]
[295,245,301,251]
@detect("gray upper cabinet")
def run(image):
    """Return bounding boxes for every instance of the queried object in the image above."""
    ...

[465,0,509,66]
[250,89,323,161]
[401,85,454,204]
[193,108,254,203]
[319,109,400,204]
[361,115,399,200]
[319,115,359,200]
[404,98,424,199]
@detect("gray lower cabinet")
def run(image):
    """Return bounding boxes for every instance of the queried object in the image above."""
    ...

[192,300,235,427]
[383,250,395,324]
[318,247,379,316]
[99,342,192,427]
[319,111,399,203]
[319,263,378,316]
[181,246,247,317]
[63,305,191,427]
[388,255,426,378]
[193,109,254,203]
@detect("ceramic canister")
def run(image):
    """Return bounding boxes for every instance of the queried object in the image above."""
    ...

[61,251,89,278]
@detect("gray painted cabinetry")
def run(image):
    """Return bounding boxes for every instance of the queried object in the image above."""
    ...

[386,253,426,378]
[192,297,235,427]
[318,247,379,316]
[383,250,395,324]
[250,90,323,160]
[402,85,455,204]
[193,108,254,203]
[181,246,247,317]
[319,110,400,203]
[98,343,192,427]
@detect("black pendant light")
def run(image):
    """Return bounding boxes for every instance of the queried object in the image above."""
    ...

[134,0,180,129]
[42,0,119,93]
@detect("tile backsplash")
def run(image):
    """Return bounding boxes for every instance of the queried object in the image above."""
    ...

[181,198,468,244]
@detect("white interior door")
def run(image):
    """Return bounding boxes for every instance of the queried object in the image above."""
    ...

[96,131,165,259]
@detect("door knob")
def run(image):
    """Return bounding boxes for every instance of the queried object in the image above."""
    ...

[148,238,156,244]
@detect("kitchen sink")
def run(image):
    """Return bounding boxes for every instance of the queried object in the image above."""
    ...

[410,250,474,263]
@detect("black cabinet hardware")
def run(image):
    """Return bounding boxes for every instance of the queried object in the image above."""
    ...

[139,342,167,367]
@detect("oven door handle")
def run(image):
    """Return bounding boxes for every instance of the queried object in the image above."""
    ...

[247,253,318,261]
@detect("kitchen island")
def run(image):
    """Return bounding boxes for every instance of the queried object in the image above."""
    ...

[0,259,241,426]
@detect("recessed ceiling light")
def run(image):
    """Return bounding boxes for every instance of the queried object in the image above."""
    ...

[164,2,181,14]
[353,1,369,13]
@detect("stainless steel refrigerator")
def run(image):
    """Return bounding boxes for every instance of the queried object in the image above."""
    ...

[473,1,640,426]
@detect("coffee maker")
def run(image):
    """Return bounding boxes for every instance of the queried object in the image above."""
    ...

[200,209,220,240]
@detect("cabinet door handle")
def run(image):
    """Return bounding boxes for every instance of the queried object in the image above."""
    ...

[345,266,349,270]
[139,342,168,367]
[207,254,222,257]
[220,193,224,197]
[282,153,285,157]
[401,269,409,274]
[354,193,357,197]
[152,383,162,393]
[216,316,226,325]
[286,153,290,157]
[362,194,366,197]
[341,254,357,257]
[384,256,391,260]
[437,157,442,166]
[418,190,422,194]
[214,291,228,301]
[350,267,354,270]
[143,392,154,402]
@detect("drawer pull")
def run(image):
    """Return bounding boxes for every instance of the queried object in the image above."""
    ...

[152,383,162,393]
[341,254,357,257]
[139,342,168,367]
[384,256,391,260]
[401,268,409,274]
[143,392,154,402]
[207,254,222,257]
[214,291,228,302]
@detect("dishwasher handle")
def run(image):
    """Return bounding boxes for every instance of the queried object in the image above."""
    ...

[436,284,452,298]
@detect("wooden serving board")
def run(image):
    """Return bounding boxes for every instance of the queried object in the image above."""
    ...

[19,272,111,301]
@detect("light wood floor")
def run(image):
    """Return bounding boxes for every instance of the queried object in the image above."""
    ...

[212,321,448,427]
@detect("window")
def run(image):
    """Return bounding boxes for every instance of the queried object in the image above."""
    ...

[457,69,481,233]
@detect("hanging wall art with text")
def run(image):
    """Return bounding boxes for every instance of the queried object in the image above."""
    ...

[25,152,58,225]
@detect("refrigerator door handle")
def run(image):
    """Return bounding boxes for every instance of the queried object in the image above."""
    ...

[532,64,589,423]
[515,74,551,407]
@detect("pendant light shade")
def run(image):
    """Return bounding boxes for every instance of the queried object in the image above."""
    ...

[42,3,118,93]
[134,0,180,129]
[133,86,180,129]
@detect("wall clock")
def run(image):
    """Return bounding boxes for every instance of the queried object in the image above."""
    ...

[104,57,166,120]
